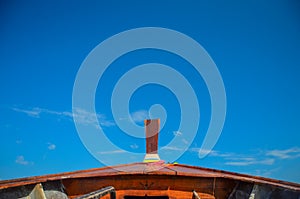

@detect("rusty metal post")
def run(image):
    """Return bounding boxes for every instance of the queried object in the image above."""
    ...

[144,119,161,162]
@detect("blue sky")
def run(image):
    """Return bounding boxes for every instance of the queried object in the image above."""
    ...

[1,1,300,183]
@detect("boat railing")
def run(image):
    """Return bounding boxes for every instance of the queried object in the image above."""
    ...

[74,186,116,199]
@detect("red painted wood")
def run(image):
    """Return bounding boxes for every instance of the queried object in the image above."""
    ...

[145,119,160,154]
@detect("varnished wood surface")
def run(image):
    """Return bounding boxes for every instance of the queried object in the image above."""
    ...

[0,163,299,198]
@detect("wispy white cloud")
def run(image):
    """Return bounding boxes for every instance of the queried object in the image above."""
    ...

[72,108,115,128]
[190,147,300,167]
[15,156,33,165]
[47,143,56,150]
[118,110,150,123]
[190,148,275,166]
[225,158,275,166]
[130,144,139,149]
[253,167,280,178]
[189,148,233,158]
[162,146,184,151]
[130,110,149,123]
[209,150,235,158]
[16,140,22,144]
[12,107,42,118]
[12,107,115,128]
[182,138,188,144]
[266,147,300,159]
[97,150,126,155]
[173,131,182,136]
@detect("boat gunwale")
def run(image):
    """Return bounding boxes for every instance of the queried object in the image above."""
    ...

[0,163,299,191]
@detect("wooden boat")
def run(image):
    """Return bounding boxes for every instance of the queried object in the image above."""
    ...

[1,119,299,199]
